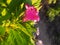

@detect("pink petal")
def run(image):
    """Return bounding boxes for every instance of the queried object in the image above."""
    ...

[25,4,30,9]
[22,4,40,22]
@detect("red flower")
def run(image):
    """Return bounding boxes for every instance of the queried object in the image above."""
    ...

[22,4,40,22]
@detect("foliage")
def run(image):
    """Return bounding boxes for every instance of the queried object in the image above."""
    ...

[0,0,41,45]
[47,0,60,21]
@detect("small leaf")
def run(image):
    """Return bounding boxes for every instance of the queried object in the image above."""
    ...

[1,8,7,16]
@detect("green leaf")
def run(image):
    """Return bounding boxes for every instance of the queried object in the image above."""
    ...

[1,8,7,16]
[0,0,35,45]
[24,23,36,36]
[17,23,32,37]
[47,7,60,21]
[0,26,5,35]
[5,29,34,45]
[32,0,42,10]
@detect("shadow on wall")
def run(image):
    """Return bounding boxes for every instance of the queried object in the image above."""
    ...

[47,16,60,45]
[35,0,60,45]
[36,9,60,45]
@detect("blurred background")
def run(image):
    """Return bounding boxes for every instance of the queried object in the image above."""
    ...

[36,0,60,45]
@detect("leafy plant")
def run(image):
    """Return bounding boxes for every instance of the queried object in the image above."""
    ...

[47,0,60,21]
[0,0,41,45]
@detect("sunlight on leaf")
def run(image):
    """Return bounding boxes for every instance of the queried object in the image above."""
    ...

[48,0,53,4]
[1,9,7,16]
[47,8,57,21]
[19,12,24,17]
[11,12,15,16]
[48,0,57,4]
[1,3,7,7]
[5,21,10,27]
[32,0,41,5]
[21,3,24,9]
[7,0,12,4]
[30,38,35,45]
[37,6,42,11]
[32,0,38,4]
[31,0,42,10]
[2,20,6,27]
[53,0,56,4]
[6,27,9,33]
[10,24,18,29]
